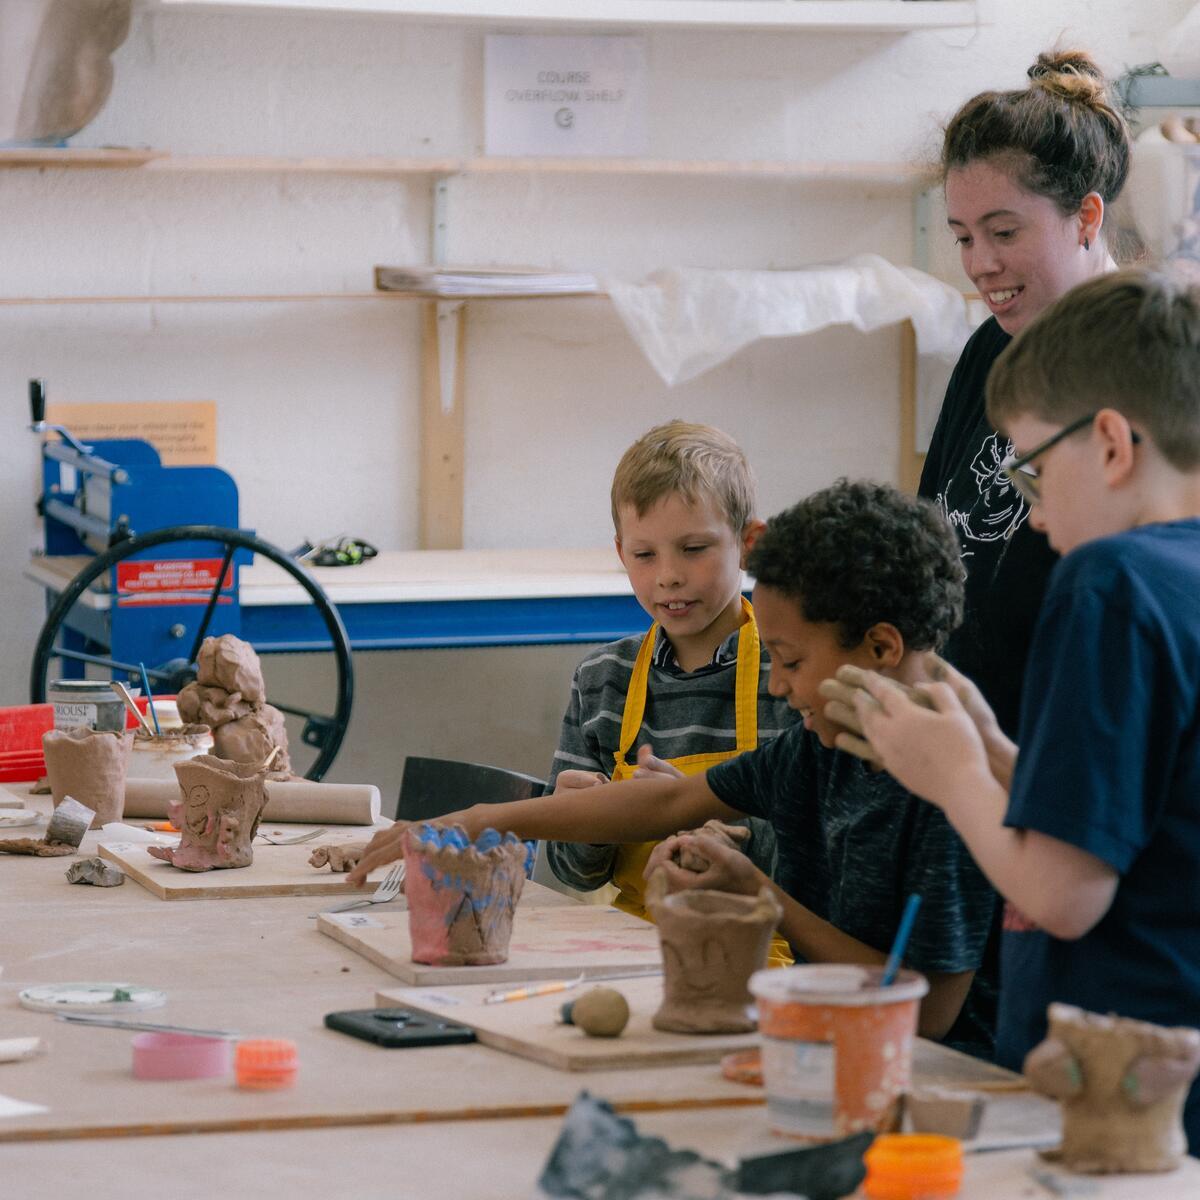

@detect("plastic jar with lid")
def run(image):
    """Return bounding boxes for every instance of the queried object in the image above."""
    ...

[48,679,125,732]
[863,1134,963,1199]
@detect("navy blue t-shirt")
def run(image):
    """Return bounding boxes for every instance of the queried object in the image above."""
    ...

[708,724,997,1058]
[1000,519,1200,1150]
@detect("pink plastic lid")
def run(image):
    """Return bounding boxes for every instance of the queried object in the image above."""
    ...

[131,1032,233,1081]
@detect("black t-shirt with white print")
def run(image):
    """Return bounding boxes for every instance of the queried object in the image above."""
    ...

[918,316,1060,738]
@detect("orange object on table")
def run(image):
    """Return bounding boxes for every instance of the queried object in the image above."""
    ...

[235,1039,298,1090]
[863,1134,963,1199]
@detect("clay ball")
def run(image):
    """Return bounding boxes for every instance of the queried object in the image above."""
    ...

[568,987,630,1038]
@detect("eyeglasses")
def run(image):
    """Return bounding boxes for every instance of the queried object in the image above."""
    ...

[1000,412,1141,505]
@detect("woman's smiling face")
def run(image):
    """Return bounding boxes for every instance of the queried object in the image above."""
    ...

[945,158,1095,336]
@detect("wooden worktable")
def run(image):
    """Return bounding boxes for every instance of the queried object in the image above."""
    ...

[4,793,1200,1197]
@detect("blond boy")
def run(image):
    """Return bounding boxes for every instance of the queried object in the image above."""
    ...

[544,421,794,921]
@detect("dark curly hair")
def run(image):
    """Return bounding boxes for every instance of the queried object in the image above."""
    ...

[748,480,964,651]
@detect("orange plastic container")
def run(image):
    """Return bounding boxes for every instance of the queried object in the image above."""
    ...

[863,1134,963,1199]
[235,1039,298,1090]
[750,964,928,1140]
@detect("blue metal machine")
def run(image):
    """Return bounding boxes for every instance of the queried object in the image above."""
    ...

[30,379,247,679]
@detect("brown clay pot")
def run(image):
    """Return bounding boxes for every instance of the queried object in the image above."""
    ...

[42,726,133,829]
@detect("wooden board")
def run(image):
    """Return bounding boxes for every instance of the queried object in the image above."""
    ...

[97,840,395,900]
[377,973,756,1071]
[322,902,662,985]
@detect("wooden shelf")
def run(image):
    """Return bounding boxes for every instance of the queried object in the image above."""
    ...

[0,148,934,188]
[157,0,983,32]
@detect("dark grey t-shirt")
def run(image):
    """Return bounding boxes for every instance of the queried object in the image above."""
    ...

[708,723,998,1057]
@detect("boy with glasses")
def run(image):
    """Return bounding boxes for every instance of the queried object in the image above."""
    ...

[848,270,1200,1149]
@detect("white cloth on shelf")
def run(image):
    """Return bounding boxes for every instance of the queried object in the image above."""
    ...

[605,254,975,449]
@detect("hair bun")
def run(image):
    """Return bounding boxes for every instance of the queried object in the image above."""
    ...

[1027,49,1107,105]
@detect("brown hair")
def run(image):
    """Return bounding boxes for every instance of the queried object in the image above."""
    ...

[986,270,1200,470]
[942,50,1130,218]
[611,420,756,534]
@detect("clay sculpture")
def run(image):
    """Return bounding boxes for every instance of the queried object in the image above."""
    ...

[647,868,782,1034]
[177,635,291,774]
[147,755,269,872]
[403,824,526,966]
[42,726,133,828]
[672,819,750,873]
[1024,1002,1200,1173]
[308,842,368,873]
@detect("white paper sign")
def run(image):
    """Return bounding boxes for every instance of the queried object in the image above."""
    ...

[485,34,647,157]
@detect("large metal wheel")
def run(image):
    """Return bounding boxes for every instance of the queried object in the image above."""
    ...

[30,525,354,781]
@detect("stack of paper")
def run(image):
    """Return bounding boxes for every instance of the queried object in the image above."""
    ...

[374,265,600,298]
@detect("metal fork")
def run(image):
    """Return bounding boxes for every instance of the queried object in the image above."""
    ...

[258,827,326,846]
[312,862,406,917]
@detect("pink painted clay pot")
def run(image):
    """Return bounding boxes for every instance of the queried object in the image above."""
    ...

[403,824,526,966]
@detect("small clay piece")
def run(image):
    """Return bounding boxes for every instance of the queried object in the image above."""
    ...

[308,842,367,873]
[737,1130,874,1200]
[1025,1002,1200,1174]
[647,868,783,1034]
[176,635,290,773]
[905,1086,986,1140]
[66,857,125,887]
[673,819,750,873]
[403,824,526,966]
[42,726,134,828]
[0,837,75,857]
[147,755,269,872]
[564,988,630,1038]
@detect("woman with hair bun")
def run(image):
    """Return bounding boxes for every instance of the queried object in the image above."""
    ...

[919,50,1131,738]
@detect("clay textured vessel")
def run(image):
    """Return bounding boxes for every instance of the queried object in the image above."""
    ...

[42,726,133,829]
[147,755,269,872]
[403,824,526,966]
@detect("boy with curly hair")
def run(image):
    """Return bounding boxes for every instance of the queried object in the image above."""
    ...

[351,480,997,1054]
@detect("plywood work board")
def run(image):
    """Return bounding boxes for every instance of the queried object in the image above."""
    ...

[377,973,756,1071]
[321,902,662,985]
[97,841,394,900]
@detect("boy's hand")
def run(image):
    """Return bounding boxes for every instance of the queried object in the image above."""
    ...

[850,672,993,814]
[632,744,685,780]
[345,821,411,886]
[553,770,608,793]
[643,833,761,896]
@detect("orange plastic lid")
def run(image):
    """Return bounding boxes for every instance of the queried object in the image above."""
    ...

[235,1039,298,1090]
[863,1134,963,1199]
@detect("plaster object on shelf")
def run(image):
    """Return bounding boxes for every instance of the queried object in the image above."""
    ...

[1,0,132,146]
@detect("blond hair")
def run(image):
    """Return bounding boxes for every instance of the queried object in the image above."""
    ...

[610,421,755,534]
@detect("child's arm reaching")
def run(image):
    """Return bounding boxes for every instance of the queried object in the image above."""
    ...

[345,771,737,885]
[644,835,975,1041]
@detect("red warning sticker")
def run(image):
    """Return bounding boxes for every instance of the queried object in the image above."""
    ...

[116,559,233,606]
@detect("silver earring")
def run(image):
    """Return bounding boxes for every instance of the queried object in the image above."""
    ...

[1083,237,1090,251]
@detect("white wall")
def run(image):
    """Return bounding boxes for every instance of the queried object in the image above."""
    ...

[1,0,1187,794]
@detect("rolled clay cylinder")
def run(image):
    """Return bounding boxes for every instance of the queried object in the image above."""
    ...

[147,755,269,871]
[122,778,381,825]
[196,634,266,702]
[647,870,783,1034]
[42,727,133,829]
[1025,1002,1200,1173]
[403,824,526,966]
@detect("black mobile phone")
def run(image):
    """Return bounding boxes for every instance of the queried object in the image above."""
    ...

[324,1006,477,1048]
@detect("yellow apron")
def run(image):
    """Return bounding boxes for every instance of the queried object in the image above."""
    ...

[609,597,792,967]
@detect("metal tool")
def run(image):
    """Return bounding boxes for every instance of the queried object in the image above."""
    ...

[311,861,405,917]
[111,680,153,737]
[258,827,326,846]
[56,1014,240,1040]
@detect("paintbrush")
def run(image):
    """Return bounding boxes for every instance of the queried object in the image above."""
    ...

[484,966,663,1005]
